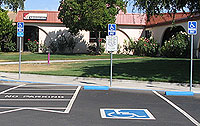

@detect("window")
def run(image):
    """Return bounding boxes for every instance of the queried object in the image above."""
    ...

[89,31,107,43]
[145,30,152,39]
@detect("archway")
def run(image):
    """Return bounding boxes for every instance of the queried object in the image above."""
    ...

[24,26,39,51]
[117,28,131,42]
[161,26,186,46]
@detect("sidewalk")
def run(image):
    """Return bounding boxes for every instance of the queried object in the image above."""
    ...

[0,72,200,94]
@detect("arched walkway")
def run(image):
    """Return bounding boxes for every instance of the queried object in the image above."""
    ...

[24,26,39,51]
[161,26,186,46]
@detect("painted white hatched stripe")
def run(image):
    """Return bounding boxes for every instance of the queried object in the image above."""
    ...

[3,93,74,95]
[0,84,26,95]
[64,86,81,113]
[0,99,70,101]
[14,88,77,90]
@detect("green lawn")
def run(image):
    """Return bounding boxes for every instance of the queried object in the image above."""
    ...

[0,52,199,83]
[0,52,137,62]
[21,58,200,84]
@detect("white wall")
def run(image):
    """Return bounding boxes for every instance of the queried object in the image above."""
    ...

[25,23,89,53]
[117,25,144,53]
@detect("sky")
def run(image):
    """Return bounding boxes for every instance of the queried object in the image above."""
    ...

[24,0,134,13]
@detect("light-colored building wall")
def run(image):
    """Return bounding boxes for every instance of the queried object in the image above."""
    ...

[24,23,89,53]
[116,25,144,53]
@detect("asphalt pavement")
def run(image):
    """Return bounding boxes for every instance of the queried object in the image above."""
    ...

[0,83,199,126]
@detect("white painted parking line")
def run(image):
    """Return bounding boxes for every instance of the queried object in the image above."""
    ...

[4,93,74,95]
[64,86,81,113]
[0,107,67,109]
[153,91,200,126]
[23,85,73,87]
[15,88,77,90]
[0,84,26,94]
[0,84,81,114]
[0,99,71,101]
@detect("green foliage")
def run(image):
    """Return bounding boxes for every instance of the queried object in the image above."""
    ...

[26,39,39,53]
[160,32,190,58]
[39,44,48,53]
[131,0,200,20]
[0,10,17,52]
[131,37,159,56]
[49,41,58,54]
[58,0,126,54]
[87,43,105,55]
[4,40,16,52]
[48,31,80,54]
[57,33,78,54]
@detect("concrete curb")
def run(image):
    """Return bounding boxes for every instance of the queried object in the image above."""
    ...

[83,86,109,90]
[165,91,194,96]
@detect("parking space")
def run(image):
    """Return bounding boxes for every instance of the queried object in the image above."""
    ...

[0,82,199,126]
[0,83,81,114]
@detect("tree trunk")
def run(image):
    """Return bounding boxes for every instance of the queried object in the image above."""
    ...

[95,31,100,55]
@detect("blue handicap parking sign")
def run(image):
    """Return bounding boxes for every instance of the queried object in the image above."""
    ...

[100,109,155,120]
[108,24,116,36]
[188,21,197,35]
[17,22,24,37]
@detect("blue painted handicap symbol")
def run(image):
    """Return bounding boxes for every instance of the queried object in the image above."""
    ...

[100,109,155,120]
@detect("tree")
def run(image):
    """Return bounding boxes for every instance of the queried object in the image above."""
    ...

[0,0,25,12]
[0,10,17,52]
[58,0,126,54]
[131,0,200,20]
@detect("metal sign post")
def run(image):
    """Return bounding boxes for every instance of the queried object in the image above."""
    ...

[17,22,24,80]
[190,35,194,92]
[106,24,118,87]
[188,21,197,92]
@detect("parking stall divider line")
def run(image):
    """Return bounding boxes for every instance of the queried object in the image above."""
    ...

[28,108,67,114]
[0,108,25,115]
[14,88,77,90]
[3,93,74,95]
[0,99,71,101]
[0,107,67,109]
[0,84,26,95]
[153,91,200,126]
[64,86,81,113]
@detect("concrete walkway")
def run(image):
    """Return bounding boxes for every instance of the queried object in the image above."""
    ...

[0,72,200,94]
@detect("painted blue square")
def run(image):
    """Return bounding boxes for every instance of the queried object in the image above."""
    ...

[104,109,149,119]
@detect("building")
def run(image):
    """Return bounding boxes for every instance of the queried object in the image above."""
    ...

[15,10,200,58]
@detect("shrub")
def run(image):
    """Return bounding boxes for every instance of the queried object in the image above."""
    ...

[132,37,159,56]
[4,41,16,52]
[160,31,190,58]
[87,43,105,55]
[40,44,48,53]
[49,41,58,54]
[26,39,39,53]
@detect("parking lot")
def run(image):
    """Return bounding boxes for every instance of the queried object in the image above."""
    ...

[0,82,199,126]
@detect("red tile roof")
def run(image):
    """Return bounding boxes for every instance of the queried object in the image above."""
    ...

[146,13,200,27]
[15,10,62,24]
[15,10,146,26]
[116,13,146,26]
[15,10,200,27]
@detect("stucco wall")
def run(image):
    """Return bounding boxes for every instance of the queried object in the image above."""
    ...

[24,23,89,53]
[117,25,144,53]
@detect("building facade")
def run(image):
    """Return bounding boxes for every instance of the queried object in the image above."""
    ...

[15,10,200,58]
